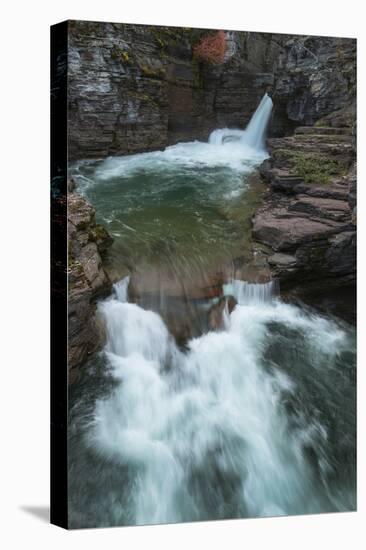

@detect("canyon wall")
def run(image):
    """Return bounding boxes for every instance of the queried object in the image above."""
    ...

[67,21,356,160]
[66,22,357,372]
[67,180,113,379]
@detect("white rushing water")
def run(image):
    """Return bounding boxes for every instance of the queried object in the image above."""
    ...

[73,94,273,194]
[223,279,279,305]
[209,93,273,151]
[86,276,351,525]
[69,94,355,527]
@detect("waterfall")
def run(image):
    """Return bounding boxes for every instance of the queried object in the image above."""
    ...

[223,279,279,305]
[69,94,355,529]
[208,93,273,151]
[82,276,353,526]
[243,93,273,150]
[113,275,130,302]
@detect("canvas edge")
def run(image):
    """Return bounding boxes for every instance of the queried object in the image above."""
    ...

[50,19,69,530]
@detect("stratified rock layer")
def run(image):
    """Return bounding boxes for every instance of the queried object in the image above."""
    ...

[253,124,356,296]
[68,186,113,377]
[67,22,356,160]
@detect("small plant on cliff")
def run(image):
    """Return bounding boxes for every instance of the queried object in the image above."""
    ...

[111,46,132,64]
[291,152,345,185]
[193,30,226,65]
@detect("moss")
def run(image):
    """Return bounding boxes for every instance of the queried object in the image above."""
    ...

[89,225,106,241]
[138,63,166,79]
[111,46,132,64]
[156,36,166,49]
[150,26,187,50]
[126,88,166,108]
[289,152,346,184]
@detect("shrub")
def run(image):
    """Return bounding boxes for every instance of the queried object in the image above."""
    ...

[193,30,226,65]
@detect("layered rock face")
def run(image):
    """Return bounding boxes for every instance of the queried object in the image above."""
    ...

[67,181,113,378]
[253,124,356,300]
[251,34,356,302]
[68,22,356,161]
[272,36,356,135]
[66,22,356,355]
[67,22,286,159]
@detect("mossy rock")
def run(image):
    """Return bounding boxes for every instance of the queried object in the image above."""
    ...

[89,224,114,252]
[138,63,166,79]
[289,151,347,185]
[111,46,132,64]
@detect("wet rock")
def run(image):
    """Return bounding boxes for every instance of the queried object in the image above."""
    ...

[68,192,95,230]
[288,195,351,222]
[268,253,297,267]
[253,119,356,294]
[208,296,237,331]
[348,163,357,211]
[89,224,114,252]
[253,210,339,252]
[315,104,356,129]
[272,37,356,134]
[301,185,349,201]
[68,189,113,376]
[67,177,76,192]
[326,231,356,276]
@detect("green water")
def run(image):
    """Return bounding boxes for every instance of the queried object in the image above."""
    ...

[71,142,267,285]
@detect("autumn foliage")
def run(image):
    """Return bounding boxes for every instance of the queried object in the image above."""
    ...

[193,30,226,65]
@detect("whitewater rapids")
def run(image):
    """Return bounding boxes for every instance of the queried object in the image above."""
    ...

[68,94,356,528]
[70,277,355,526]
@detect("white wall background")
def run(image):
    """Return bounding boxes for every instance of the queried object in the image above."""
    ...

[0,0,364,548]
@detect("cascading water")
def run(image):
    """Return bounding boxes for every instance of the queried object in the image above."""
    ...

[68,276,355,527]
[244,93,273,150]
[208,93,273,150]
[68,94,356,528]
[223,279,279,304]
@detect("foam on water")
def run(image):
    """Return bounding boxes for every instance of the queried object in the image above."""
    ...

[223,279,279,305]
[84,277,353,525]
[68,95,355,526]
[72,94,273,193]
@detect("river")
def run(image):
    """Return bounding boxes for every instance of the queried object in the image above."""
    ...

[68,95,356,528]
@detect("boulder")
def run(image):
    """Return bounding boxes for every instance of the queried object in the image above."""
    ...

[253,123,356,296]
[253,210,339,252]
[208,296,237,331]
[288,195,351,222]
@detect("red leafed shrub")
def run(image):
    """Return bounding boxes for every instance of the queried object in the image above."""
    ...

[193,30,226,65]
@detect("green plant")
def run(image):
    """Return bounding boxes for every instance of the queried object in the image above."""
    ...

[290,152,345,184]
[111,46,132,64]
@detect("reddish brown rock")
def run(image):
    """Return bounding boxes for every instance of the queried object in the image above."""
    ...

[208,296,237,331]
[253,211,339,252]
[288,195,351,222]
[253,124,356,295]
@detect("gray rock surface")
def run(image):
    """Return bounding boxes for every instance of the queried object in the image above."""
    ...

[67,22,284,160]
[68,188,113,377]
[253,122,356,294]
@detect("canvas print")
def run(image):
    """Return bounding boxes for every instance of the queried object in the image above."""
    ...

[51,20,356,529]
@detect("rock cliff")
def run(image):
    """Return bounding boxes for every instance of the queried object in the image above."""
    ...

[67,180,113,379]
[67,22,356,161]
[272,35,356,135]
[67,22,285,159]
[66,21,356,337]
[252,124,356,306]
